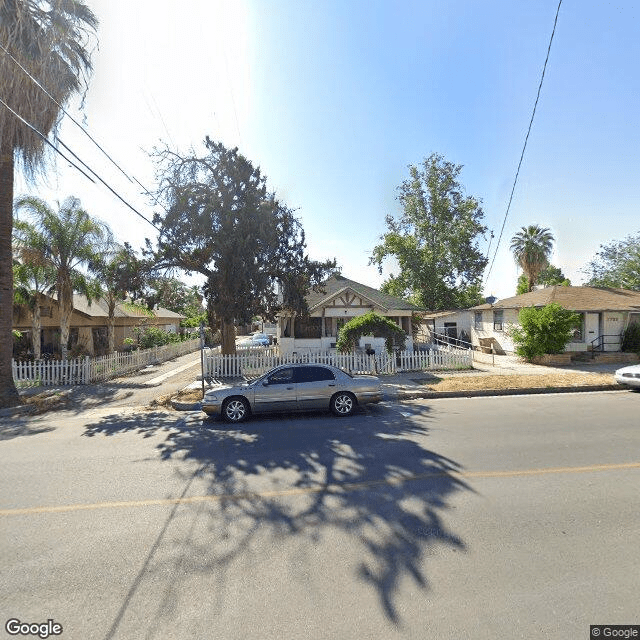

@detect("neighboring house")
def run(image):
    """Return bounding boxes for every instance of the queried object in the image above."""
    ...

[418,310,473,345]
[13,293,184,357]
[469,286,640,354]
[277,274,422,355]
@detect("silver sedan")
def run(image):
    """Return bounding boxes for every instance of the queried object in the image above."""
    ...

[614,363,640,389]
[202,363,382,423]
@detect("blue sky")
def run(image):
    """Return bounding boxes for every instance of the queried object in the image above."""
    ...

[16,0,640,302]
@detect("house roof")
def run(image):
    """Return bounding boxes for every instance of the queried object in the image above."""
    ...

[306,274,423,312]
[51,294,184,320]
[470,286,640,312]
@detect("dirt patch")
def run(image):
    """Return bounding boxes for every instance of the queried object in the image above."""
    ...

[149,388,203,409]
[421,372,616,392]
[15,389,73,414]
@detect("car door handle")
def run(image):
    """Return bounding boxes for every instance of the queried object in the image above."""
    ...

[286,386,294,390]
[328,383,335,387]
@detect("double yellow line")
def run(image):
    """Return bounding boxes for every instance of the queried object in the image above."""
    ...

[2,461,638,517]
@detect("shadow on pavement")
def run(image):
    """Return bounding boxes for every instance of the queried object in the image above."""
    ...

[83,403,471,632]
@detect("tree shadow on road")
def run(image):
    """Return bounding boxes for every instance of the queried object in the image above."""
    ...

[83,403,471,634]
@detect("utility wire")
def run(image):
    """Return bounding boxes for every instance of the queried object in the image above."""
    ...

[484,0,563,285]
[0,42,135,185]
[0,96,96,184]
[0,42,164,213]
[0,96,160,231]
[56,139,160,231]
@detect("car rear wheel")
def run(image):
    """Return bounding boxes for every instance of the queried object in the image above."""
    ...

[222,397,249,423]
[331,392,356,417]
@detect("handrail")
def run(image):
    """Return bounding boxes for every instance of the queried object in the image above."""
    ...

[589,334,620,357]
[429,331,473,351]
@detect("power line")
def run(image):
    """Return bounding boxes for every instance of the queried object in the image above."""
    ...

[0,97,96,184]
[0,96,160,231]
[0,42,163,212]
[0,42,134,185]
[484,0,563,285]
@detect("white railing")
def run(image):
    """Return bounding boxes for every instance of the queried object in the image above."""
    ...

[205,348,472,379]
[12,338,200,387]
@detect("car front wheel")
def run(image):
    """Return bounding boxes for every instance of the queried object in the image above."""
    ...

[222,397,249,423]
[331,392,356,417]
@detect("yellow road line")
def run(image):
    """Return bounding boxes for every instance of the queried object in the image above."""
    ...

[2,461,639,517]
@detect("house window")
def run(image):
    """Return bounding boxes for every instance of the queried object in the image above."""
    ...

[474,312,482,330]
[39,306,53,318]
[571,313,585,342]
[493,309,504,332]
[295,317,322,339]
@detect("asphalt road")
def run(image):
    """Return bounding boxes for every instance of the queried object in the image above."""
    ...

[0,390,638,639]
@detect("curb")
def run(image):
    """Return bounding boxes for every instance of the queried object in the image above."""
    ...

[167,383,625,412]
[170,399,203,411]
[389,384,622,401]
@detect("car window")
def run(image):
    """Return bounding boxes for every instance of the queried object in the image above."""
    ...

[268,368,294,384]
[296,366,336,383]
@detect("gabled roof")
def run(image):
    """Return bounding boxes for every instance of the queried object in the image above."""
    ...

[470,286,640,312]
[306,274,423,312]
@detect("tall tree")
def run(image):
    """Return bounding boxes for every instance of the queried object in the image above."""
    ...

[370,153,488,311]
[13,222,58,359]
[583,232,640,291]
[510,225,555,292]
[516,264,570,294]
[143,276,203,318]
[150,137,335,354]
[89,242,145,354]
[0,0,98,405]
[14,196,108,358]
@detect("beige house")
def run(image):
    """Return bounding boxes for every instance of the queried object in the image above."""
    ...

[13,293,184,357]
[277,274,422,355]
[469,286,640,354]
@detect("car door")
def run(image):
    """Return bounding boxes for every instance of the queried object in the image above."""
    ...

[253,367,297,413]
[295,366,337,410]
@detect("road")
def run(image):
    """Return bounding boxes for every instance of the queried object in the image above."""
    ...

[0,390,638,639]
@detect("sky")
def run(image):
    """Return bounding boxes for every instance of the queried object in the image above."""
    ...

[13,0,640,303]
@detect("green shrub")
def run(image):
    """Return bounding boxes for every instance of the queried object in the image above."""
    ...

[336,311,406,354]
[621,321,640,353]
[509,303,581,361]
[134,326,181,349]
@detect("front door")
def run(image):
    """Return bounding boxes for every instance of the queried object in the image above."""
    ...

[585,313,600,349]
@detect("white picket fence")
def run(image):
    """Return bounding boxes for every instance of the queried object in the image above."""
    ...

[204,348,472,379]
[12,338,200,387]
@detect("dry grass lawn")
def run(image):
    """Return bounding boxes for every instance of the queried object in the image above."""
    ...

[422,371,616,392]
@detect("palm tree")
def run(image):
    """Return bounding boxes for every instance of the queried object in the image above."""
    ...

[13,227,58,360]
[0,0,98,405]
[88,243,145,354]
[510,225,555,292]
[14,196,108,358]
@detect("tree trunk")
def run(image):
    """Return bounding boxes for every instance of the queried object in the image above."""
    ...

[107,296,116,354]
[0,138,19,407]
[221,318,236,355]
[59,277,73,359]
[31,301,41,360]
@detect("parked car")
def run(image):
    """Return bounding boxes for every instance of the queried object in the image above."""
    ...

[202,363,382,423]
[237,333,270,348]
[614,363,640,389]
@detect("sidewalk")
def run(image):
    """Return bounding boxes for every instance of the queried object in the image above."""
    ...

[2,351,626,417]
[172,357,624,410]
